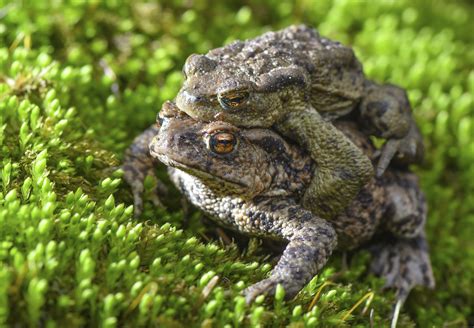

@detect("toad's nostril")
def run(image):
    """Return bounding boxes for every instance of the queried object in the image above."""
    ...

[186,92,206,105]
[176,90,209,109]
[156,115,164,127]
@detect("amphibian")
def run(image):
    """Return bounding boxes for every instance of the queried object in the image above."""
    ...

[124,104,434,303]
[175,25,424,219]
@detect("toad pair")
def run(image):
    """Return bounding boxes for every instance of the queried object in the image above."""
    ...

[123,25,433,304]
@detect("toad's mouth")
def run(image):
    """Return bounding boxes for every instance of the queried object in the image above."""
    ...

[175,90,220,120]
[152,151,248,191]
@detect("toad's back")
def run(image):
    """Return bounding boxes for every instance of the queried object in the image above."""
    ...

[207,25,365,116]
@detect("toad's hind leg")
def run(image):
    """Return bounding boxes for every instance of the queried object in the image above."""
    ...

[370,172,434,300]
[386,172,426,239]
[276,107,374,220]
[369,233,435,301]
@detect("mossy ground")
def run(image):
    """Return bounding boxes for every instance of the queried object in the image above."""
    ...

[0,0,473,326]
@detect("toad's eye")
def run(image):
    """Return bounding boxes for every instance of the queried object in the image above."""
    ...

[218,91,249,110]
[209,132,237,154]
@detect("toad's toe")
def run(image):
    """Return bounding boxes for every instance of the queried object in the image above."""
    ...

[243,278,282,304]
[369,235,435,300]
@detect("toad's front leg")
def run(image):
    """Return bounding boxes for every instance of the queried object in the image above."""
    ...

[242,198,337,303]
[359,83,424,176]
[275,108,374,220]
[123,124,167,217]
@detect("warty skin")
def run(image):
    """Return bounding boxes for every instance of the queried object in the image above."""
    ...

[123,107,434,303]
[175,25,424,220]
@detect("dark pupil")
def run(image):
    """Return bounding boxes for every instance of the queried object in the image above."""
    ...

[224,93,247,106]
[211,133,235,154]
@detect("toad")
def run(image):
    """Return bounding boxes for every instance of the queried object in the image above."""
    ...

[174,25,423,220]
[123,103,434,305]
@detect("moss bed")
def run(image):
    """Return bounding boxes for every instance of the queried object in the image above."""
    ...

[0,0,473,326]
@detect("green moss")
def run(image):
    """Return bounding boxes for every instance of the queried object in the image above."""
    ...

[0,0,473,326]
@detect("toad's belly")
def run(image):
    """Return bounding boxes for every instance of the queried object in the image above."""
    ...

[168,168,287,239]
[169,167,386,251]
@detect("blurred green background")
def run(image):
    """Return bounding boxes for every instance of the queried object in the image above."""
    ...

[0,0,473,326]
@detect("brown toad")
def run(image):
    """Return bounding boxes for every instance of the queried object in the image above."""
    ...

[175,25,424,220]
[123,103,434,306]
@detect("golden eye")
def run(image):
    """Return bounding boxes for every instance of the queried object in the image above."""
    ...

[209,132,237,154]
[218,91,249,110]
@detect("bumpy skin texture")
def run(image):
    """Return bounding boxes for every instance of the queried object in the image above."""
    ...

[175,24,424,218]
[123,109,434,303]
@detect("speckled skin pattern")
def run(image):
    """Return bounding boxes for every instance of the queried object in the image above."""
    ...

[123,108,434,303]
[174,24,424,219]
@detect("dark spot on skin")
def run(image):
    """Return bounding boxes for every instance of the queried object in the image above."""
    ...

[367,101,389,116]
[178,132,198,145]
[351,74,357,85]
[280,94,290,103]
[318,203,331,215]
[294,58,315,74]
[357,189,373,207]
[258,67,307,93]
[317,227,335,238]
[336,168,355,180]
[394,214,420,232]
[263,199,287,212]
[398,104,403,114]
[254,136,285,154]
[299,212,313,223]
[287,207,298,218]
[334,64,344,80]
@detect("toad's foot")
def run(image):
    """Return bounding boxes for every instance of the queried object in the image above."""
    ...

[360,83,424,176]
[124,162,168,217]
[243,277,283,304]
[376,123,424,177]
[369,234,435,301]
[123,124,167,217]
